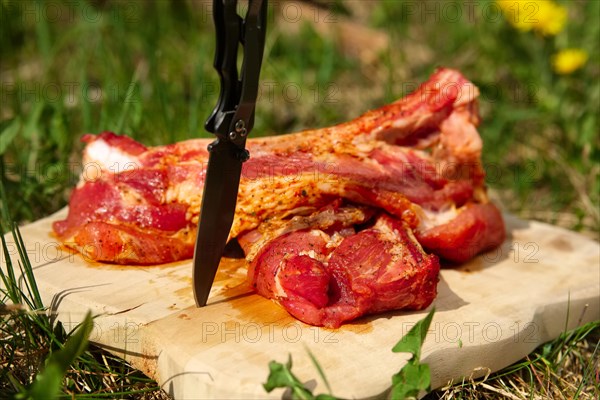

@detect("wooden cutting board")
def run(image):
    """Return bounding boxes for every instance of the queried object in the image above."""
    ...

[2,209,598,399]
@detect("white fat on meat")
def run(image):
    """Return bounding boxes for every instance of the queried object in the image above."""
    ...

[82,139,141,179]
[273,230,330,298]
[417,206,459,231]
[273,261,288,299]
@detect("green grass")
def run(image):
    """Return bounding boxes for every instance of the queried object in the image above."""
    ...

[0,180,166,398]
[425,320,600,399]
[1,0,599,398]
[1,0,598,231]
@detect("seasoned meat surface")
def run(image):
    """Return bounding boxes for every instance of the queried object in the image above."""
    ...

[53,68,505,326]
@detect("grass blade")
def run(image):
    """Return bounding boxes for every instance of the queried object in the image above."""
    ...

[12,223,43,311]
[34,0,52,70]
[0,230,20,304]
[306,347,333,395]
[0,118,21,156]
[113,69,140,134]
[0,177,21,305]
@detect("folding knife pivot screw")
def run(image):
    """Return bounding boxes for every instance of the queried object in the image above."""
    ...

[235,120,245,132]
[235,119,248,137]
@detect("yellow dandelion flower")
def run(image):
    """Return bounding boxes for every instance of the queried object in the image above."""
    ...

[496,0,567,36]
[552,49,589,74]
[496,0,535,32]
[535,0,567,36]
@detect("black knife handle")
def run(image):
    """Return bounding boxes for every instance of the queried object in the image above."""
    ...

[205,0,268,151]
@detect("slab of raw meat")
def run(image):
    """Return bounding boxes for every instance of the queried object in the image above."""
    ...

[238,200,440,327]
[52,68,505,326]
[53,68,503,265]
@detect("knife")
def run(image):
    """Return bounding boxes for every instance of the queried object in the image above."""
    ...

[193,0,268,307]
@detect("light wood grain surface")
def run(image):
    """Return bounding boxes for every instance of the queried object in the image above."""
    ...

[2,209,598,399]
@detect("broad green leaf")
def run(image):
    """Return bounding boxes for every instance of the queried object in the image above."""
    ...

[263,356,315,399]
[391,362,431,399]
[390,309,435,399]
[392,308,435,360]
[27,364,62,400]
[265,352,340,400]
[315,394,339,400]
[264,358,296,391]
[26,311,93,399]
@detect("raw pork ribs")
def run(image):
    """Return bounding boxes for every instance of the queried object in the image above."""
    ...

[54,68,505,327]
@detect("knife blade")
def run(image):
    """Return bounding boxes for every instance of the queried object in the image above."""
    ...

[193,0,267,307]
[193,139,245,307]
